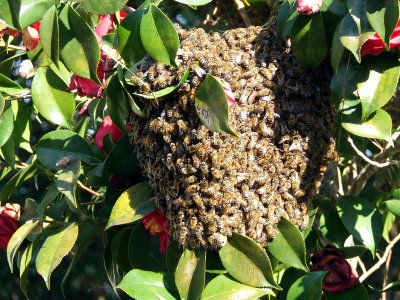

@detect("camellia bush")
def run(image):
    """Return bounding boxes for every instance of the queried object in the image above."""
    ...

[1,0,400,299]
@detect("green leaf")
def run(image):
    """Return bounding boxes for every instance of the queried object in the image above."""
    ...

[140,4,180,66]
[128,223,166,272]
[219,232,279,289]
[31,67,75,128]
[117,9,147,66]
[20,242,36,299]
[320,209,349,247]
[135,67,190,99]
[291,13,327,69]
[0,93,5,115]
[11,100,32,153]
[366,0,399,48]
[201,275,275,300]
[75,0,128,14]
[56,160,81,210]
[385,200,400,217]
[105,181,155,229]
[7,219,40,272]
[117,270,178,300]
[59,4,100,82]
[19,0,56,29]
[287,272,326,300]
[358,56,400,120]
[0,0,21,30]
[166,239,182,274]
[331,22,345,72]
[381,280,400,292]
[195,74,238,137]
[174,0,212,5]
[342,109,393,143]
[268,218,309,272]
[0,107,14,148]
[40,5,59,65]
[342,245,368,259]
[175,248,206,300]
[277,1,299,37]
[36,222,79,289]
[337,196,383,255]
[0,73,24,95]
[325,283,368,300]
[0,137,15,168]
[34,130,94,169]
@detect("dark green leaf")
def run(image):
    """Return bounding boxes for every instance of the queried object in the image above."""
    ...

[0,137,15,168]
[56,160,81,210]
[337,196,383,255]
[59,4,100,82]
[140,4,180,66]
[291,13,327,69]
[0,73,24,95]
[325,283,368,300]
[19,0,56,29]
[381,280,400,292]
[166,239,183,274]
[287,272,326,300]
[385,200,400,217]
[201,275,275,300]
[320,209,349,247]
[105,181,155,229]
[37,183,60,220]
[110,227,132,273]
[0,0,21,30]
[195,74,238,137]
[106,73,131,131]
[34,130,95,169]
[31,67,75,128]
[40,5,59,65]
[331,22,344,72]
[342,109,393,143]
[11,100,32,153]
[0,93,4,115]
[342,245,368,258]
[7,219,40,272]
[117,270,178,300]
[75,0,128,14]
[117,9,147,66]
[277,1,299,37]
[0,108,14,148]
[219,232,279,289]
[268,218,309,272]
[20,242,36,299]
[175,248,206,300]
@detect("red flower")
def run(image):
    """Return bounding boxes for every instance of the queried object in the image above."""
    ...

[361,20,400,56]
[0,20,20,39]
[0,203,21,250]
[142,210,170,253]
[22,21,40,50]
[94,116,124,151]
[95,14,115,42]
[296,0,323,15]
[310,246,360,293]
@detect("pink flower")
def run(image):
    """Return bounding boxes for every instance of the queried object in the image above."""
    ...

[142,210,170,253]
[95,14,115,42]
[94,116,124,151]
[310,246,360,293]
[19,59,35,78]
[296,0,323,15]
[361,20,400,56]
[22,21,40,50]
[0,203,21,250]
[221,80,235,107]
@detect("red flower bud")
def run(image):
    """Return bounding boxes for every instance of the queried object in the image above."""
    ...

[142,210,170,253]
[310,246,360,293]
[22,22,40,50]
[296,0,323,15]
[0,203,21,250]
[361,19,400,56]
[94,116,124,151]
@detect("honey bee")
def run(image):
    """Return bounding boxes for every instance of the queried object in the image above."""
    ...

[193,193,205,210]
[156,63,164,74]
[178,227,188,246]
[185,175,197,184]
[209,233,227,248]
[259,122,274,137]
[147,66,156,81]
[189,216,198,230]
[177,119,189,133]
[166,153,175,170]
[181,51,189,62]
[211,168,224,179]
[192,154,200,168]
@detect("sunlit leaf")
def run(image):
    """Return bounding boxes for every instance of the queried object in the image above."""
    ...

[0,108,14,148]
[56,160,81,210]
[40,5,59,65]
[74,0,128,14]
[19,0,56,29]
[287,272,326,300]
[0,74,25,95]
[277,1,299,37]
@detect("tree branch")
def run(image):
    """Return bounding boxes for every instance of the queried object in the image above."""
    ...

[233,0,253,27]
[77,180,102,198]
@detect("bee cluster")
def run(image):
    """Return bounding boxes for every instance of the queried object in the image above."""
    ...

[129,21,336,249]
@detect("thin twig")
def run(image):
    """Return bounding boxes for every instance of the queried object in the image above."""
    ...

[80,199,105,206]
[382,249,393,300]
[347,136,393,168]
[0,43,26,51]
[359,234,400,282]
[233,0,253,27]
[77,180,102,198]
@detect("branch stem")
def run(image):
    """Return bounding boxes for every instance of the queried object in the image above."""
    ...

[77,180,102,198]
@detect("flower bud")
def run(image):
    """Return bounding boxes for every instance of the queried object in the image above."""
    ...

[56,156,74,169]
[142,210,170,253]
[19,59,35,78]
[22,22,40,50]
[296,0,323,15]
[0,203,21,250]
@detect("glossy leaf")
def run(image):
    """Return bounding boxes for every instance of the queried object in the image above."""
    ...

[117,270,178,300]
[291,13,327,69]
[11,100,32,153]
[0,108,14,148]
[325,283,368,300]
[56,160,80,209]
[342,245,368,258]
[40,5,59,65]
[219,232,279,288]
[140,4,180,66]
[175,248,206,300]
[268,218,309,272]
[358,57,400,120]
[337,196,383,255]
[331,22,345,72]
[202,275,275,300]
[166,239,183,274]
[19,0,55,29]
[0,73,24,95]
[31,67,75,128]
[75,0,128,14]
[36,222,79,289]
[0,137,15,168]
[287,272,326,300]
[342,109,393,143]
[34,130,94,169]
[0,93,4,115]
[195,74,238,137]
[277,1,299,37]
[20,242,36,299]
[0,0,21,29]
[105,181,155,229]
[385,200,400,217]
[117,9,146,66]
[59,4,100,82]
[366,0,399,48]
[7,219,40,272]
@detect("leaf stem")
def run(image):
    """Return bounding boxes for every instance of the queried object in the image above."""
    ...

[77,180,102,198]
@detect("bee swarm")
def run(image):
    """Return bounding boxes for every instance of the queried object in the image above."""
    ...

[129,22,336,249]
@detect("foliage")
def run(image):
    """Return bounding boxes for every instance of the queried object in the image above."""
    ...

[0,0,400,299]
